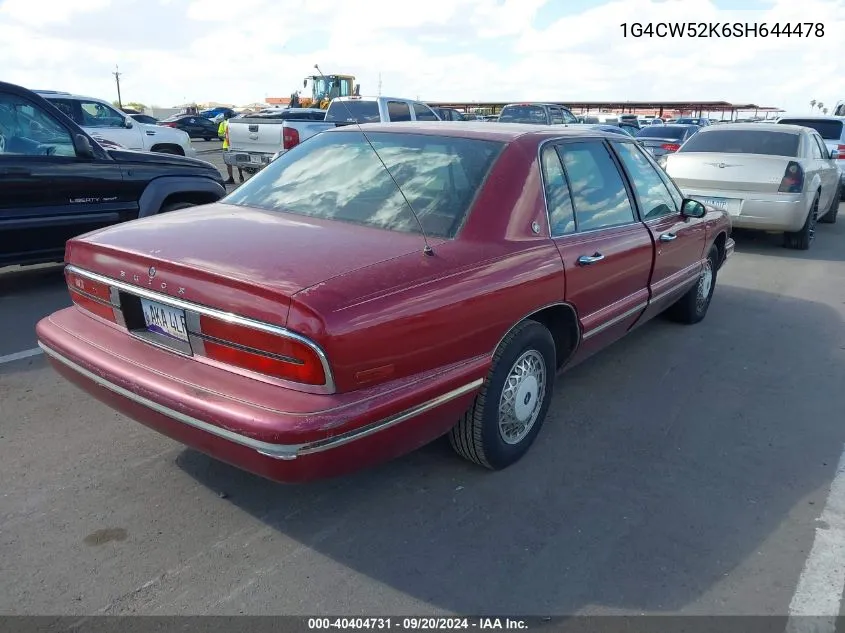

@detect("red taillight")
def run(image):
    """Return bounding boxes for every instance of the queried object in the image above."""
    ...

[66,269,116,322]
[778,161,805,193]
[660,143,681,151]
[69,289,116,322]
[160,122,176,127]
[838,144,845,159]
[198,315,326,385]
[282,127,300,150]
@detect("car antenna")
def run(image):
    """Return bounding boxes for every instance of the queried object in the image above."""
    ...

[314,64,434,257]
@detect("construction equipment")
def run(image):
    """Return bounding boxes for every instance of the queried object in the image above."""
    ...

[291,74,360,110]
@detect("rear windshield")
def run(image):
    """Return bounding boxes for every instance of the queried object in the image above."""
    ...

[252,110,326,121]
[636,125,689,139]
[678,129,800,156]
[498,105,548,124]
[778,119,843,140]
[223,131,504,238]
[325,100,380,123]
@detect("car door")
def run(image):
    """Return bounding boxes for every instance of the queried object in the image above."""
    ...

[610,139,707,320]
[0,91,125,266]
[75,99,143,150]
[540,139,653,363]
[811,133,838,207]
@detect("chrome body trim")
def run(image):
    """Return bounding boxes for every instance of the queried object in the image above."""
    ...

[581,301,647,341]
[65,265,336,394]
[38,342,481,461]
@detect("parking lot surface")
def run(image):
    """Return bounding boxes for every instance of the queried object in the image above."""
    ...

[1,201,844,616]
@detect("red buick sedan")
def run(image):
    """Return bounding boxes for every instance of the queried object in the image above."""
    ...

[37,122,733,483]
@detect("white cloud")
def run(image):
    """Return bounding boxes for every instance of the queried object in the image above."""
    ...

[0,0,842,114]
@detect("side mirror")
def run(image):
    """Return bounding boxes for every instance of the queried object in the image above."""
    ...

[681,198,707,218]
[73,133,95,159]
[830,149,840,160]
[124,118,133,129]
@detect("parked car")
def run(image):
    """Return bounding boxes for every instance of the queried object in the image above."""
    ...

[564,123,634,138]
[0,81,226,267]
[676,117,711,126]
[664,123,840,250]
[226,97,441,173]
[776,115,845,199]
[200,107,236,120]
[129,113,159,125]
[36,122,733,483]
[158,114,220,140]
[432,107,467,121]
[636,124,701,159]
[37,90,195,157]
[498,103,578,125]
[580,113,620,124]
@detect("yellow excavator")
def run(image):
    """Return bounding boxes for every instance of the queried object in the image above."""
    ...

[290,74,360,109]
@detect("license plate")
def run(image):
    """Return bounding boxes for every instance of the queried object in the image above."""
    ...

[140,298,189,343]
[250,154,263,164]
[695,196,741,216]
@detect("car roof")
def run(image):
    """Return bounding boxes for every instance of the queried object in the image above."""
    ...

[328,121,638,142]
[777,114,845,122]
[701,122,804,133]
[639,123,699,129]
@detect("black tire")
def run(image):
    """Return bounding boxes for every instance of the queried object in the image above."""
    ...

[159,201,196,213]
[819,185,840,224]
[665,244,719,325]
[152,145,184,156]
[204,137,213,141]
[448,320,556,470]
[783,195,819,250]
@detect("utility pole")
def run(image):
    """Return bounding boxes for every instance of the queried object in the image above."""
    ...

[113,65,123,110]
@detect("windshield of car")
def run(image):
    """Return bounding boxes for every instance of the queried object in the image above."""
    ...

[676,118,700,125]
[325,100,381,123]
[498,105,548,124]
[678,129,800,156]
[778,119,844,140]
[636,125,689,139]
[224,131,504,238]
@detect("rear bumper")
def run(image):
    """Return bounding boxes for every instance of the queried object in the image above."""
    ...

[36,308,485,483]
[223,149,274,169]
[722,237,735,267]
[684,188,810,232]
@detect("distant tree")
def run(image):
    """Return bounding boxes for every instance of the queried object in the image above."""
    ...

[810,99,817,110]
[817,101,824,112]
[126,101,147,111]
[823,107,829,114]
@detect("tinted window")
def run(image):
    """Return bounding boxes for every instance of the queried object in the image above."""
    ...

[679,129,800,157]
[325,100,381,123]
[79,100,126,128]
[387,101,412,122]
[812,135,828,158]
[808,134,823,158]
[0,94,75,157]
[778,119,844,140]
[636,125,689,139]
[499,105,548,124]
[254,110,326,121]
[540,145,575,236]
[225,131,503,238]
[613,142,678,220]
[835,104,845,117]
[48,99,77,122]
[583,116,599,124]
[557,141,636,231]
[561,109,578,123]
[413,103,440,121]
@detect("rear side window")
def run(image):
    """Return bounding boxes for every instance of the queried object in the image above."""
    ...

[561,109,578,123]
[499,105,548,124]
[549,108,564,125]
[387,101,412,122]
[0,93,76,157]
[556,141,636,231]
[325,100,380,123]
[224,131,504,239]
[678,129,800,157]
[540,146,575,236]
[778,118,843,140]
[413,103,440,121]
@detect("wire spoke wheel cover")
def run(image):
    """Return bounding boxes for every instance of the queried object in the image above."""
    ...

[498,350,547,445]
[696,260,714,314]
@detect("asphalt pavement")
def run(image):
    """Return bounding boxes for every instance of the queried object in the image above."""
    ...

[2,184,845,616]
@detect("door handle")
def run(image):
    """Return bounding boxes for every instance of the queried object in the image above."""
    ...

[577,252,605,265]
[659,232,678,242]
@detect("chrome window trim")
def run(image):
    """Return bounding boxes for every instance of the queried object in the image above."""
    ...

[65,265,336,394]
[38,341,481,461]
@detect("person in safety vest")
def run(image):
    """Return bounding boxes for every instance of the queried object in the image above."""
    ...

[219,117,243,184]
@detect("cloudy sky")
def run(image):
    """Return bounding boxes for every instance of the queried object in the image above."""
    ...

[1,0,843,113]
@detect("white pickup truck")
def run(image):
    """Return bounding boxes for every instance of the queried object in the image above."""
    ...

[223,96,441,172]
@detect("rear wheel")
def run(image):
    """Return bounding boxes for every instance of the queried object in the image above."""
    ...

[819,185,840,224]
[783,195,818,250]
[151,144,185,156]
[448,320,556,470]
[665,244,719,325]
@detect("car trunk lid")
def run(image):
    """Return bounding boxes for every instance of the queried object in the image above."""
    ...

[65,202,429,327]
[665,152,793,194]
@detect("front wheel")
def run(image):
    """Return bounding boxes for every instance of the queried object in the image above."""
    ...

[448,320,556,470]
[665,244,719,325]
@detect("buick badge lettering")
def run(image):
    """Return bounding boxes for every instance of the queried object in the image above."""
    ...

[133,274,140,283]
[178,287,186,296]
[120,271,126,278]
[148,266,156,278]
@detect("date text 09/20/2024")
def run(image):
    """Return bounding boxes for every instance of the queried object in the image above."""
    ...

[307,617,528,630]
[620,22,825,37]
